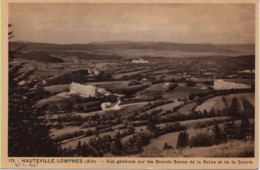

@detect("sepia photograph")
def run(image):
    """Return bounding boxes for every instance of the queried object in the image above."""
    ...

[5,1,257,161]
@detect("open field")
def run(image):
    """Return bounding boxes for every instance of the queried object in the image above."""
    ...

[61,131,119,149]
[44,84,69,93]
[195,93,254,112]
[139,140,254,157]
[10,40,255,157]
[163,86,212,100]
[177,103,196,115]
[50,126,95,139]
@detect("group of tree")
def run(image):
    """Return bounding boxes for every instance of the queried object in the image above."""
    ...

[186,80,196,87]
[47,69,114,86]
[8,25,60,156]
[112,85,149,97]
[166,83,178,92]
[189,88,254,105]
[174,118,254,149]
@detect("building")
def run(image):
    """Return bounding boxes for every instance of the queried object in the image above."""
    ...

[71,56,80,64]
[141,78,149,82]
[70,82,111,98]
[70,82,96,98]
[88,68,101,76]
[132,59,149,64]
[238,69,255,74]
[97,88,111,96]
[162,82,171,88]
[214,79,251,90]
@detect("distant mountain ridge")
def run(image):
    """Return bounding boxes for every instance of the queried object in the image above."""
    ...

[10,41,255,57]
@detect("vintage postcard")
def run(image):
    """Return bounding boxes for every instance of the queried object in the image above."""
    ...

[1,0,259,169]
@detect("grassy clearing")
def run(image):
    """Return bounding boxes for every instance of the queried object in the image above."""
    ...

[154,100,184,115]
[132,116,230,136]
[138,117,230,155]
[140,129,203,155]
[177,103,196,115]
[37,95,67,107]
[136,83,166,97]
[88,81,129,89]
[195,96,224,112]
[44,84,69,93]
[61,131,119,149]
[164,74,182,80]
[163,86,211,100]
[50,126,95,139]
[139,140,254,157]
[114,70,149,79]
[195,93,254,112]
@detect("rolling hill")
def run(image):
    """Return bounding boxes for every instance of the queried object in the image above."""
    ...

[19,51,64,63]
[9,41,255,59]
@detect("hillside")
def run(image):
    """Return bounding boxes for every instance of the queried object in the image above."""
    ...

[10,41,255,58]
[18,51,64,63]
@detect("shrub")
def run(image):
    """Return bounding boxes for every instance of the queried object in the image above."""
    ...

[163,142,173,150]
[166,84,178,92]
[190,132,214,147]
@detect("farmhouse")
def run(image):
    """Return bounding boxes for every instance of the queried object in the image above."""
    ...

[213,79,252,90]
[132,59,149,63]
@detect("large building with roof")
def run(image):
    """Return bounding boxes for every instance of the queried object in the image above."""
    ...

[70,82,111,98]
[132,59,149,63]
[214,79,252,90]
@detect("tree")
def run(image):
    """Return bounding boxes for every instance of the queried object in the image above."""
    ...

[222,96,229,114]
[76,141,82,156]
[239,117,251,140]
[77,141,82,148]
[250,121,255,140]
[230,97,240,117]
[203,109,208,117]
[189,132,214,147]
[209,108,216,117]
[241,98,255,118]
[147,116,158,134]
[224,120,236,140]
[213,123,222,144]
[110,132,123,156]
[176,131,189,149]
[81,142,90,157]
[147,121,157,132]
[8,25,59,156]
[186,80,196,87]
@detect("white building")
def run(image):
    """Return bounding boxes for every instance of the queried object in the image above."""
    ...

[70,82,111,98]
[238,70,255,74]
[70,82,96,98]
[162,82,171,88]
[214,79,251,90]
[132,59,149,64]
[88,68,100,76]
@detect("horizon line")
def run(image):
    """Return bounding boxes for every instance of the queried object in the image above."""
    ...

[9,40,256,46]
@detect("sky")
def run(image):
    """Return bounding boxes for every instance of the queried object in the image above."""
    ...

[9,3,255,44]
